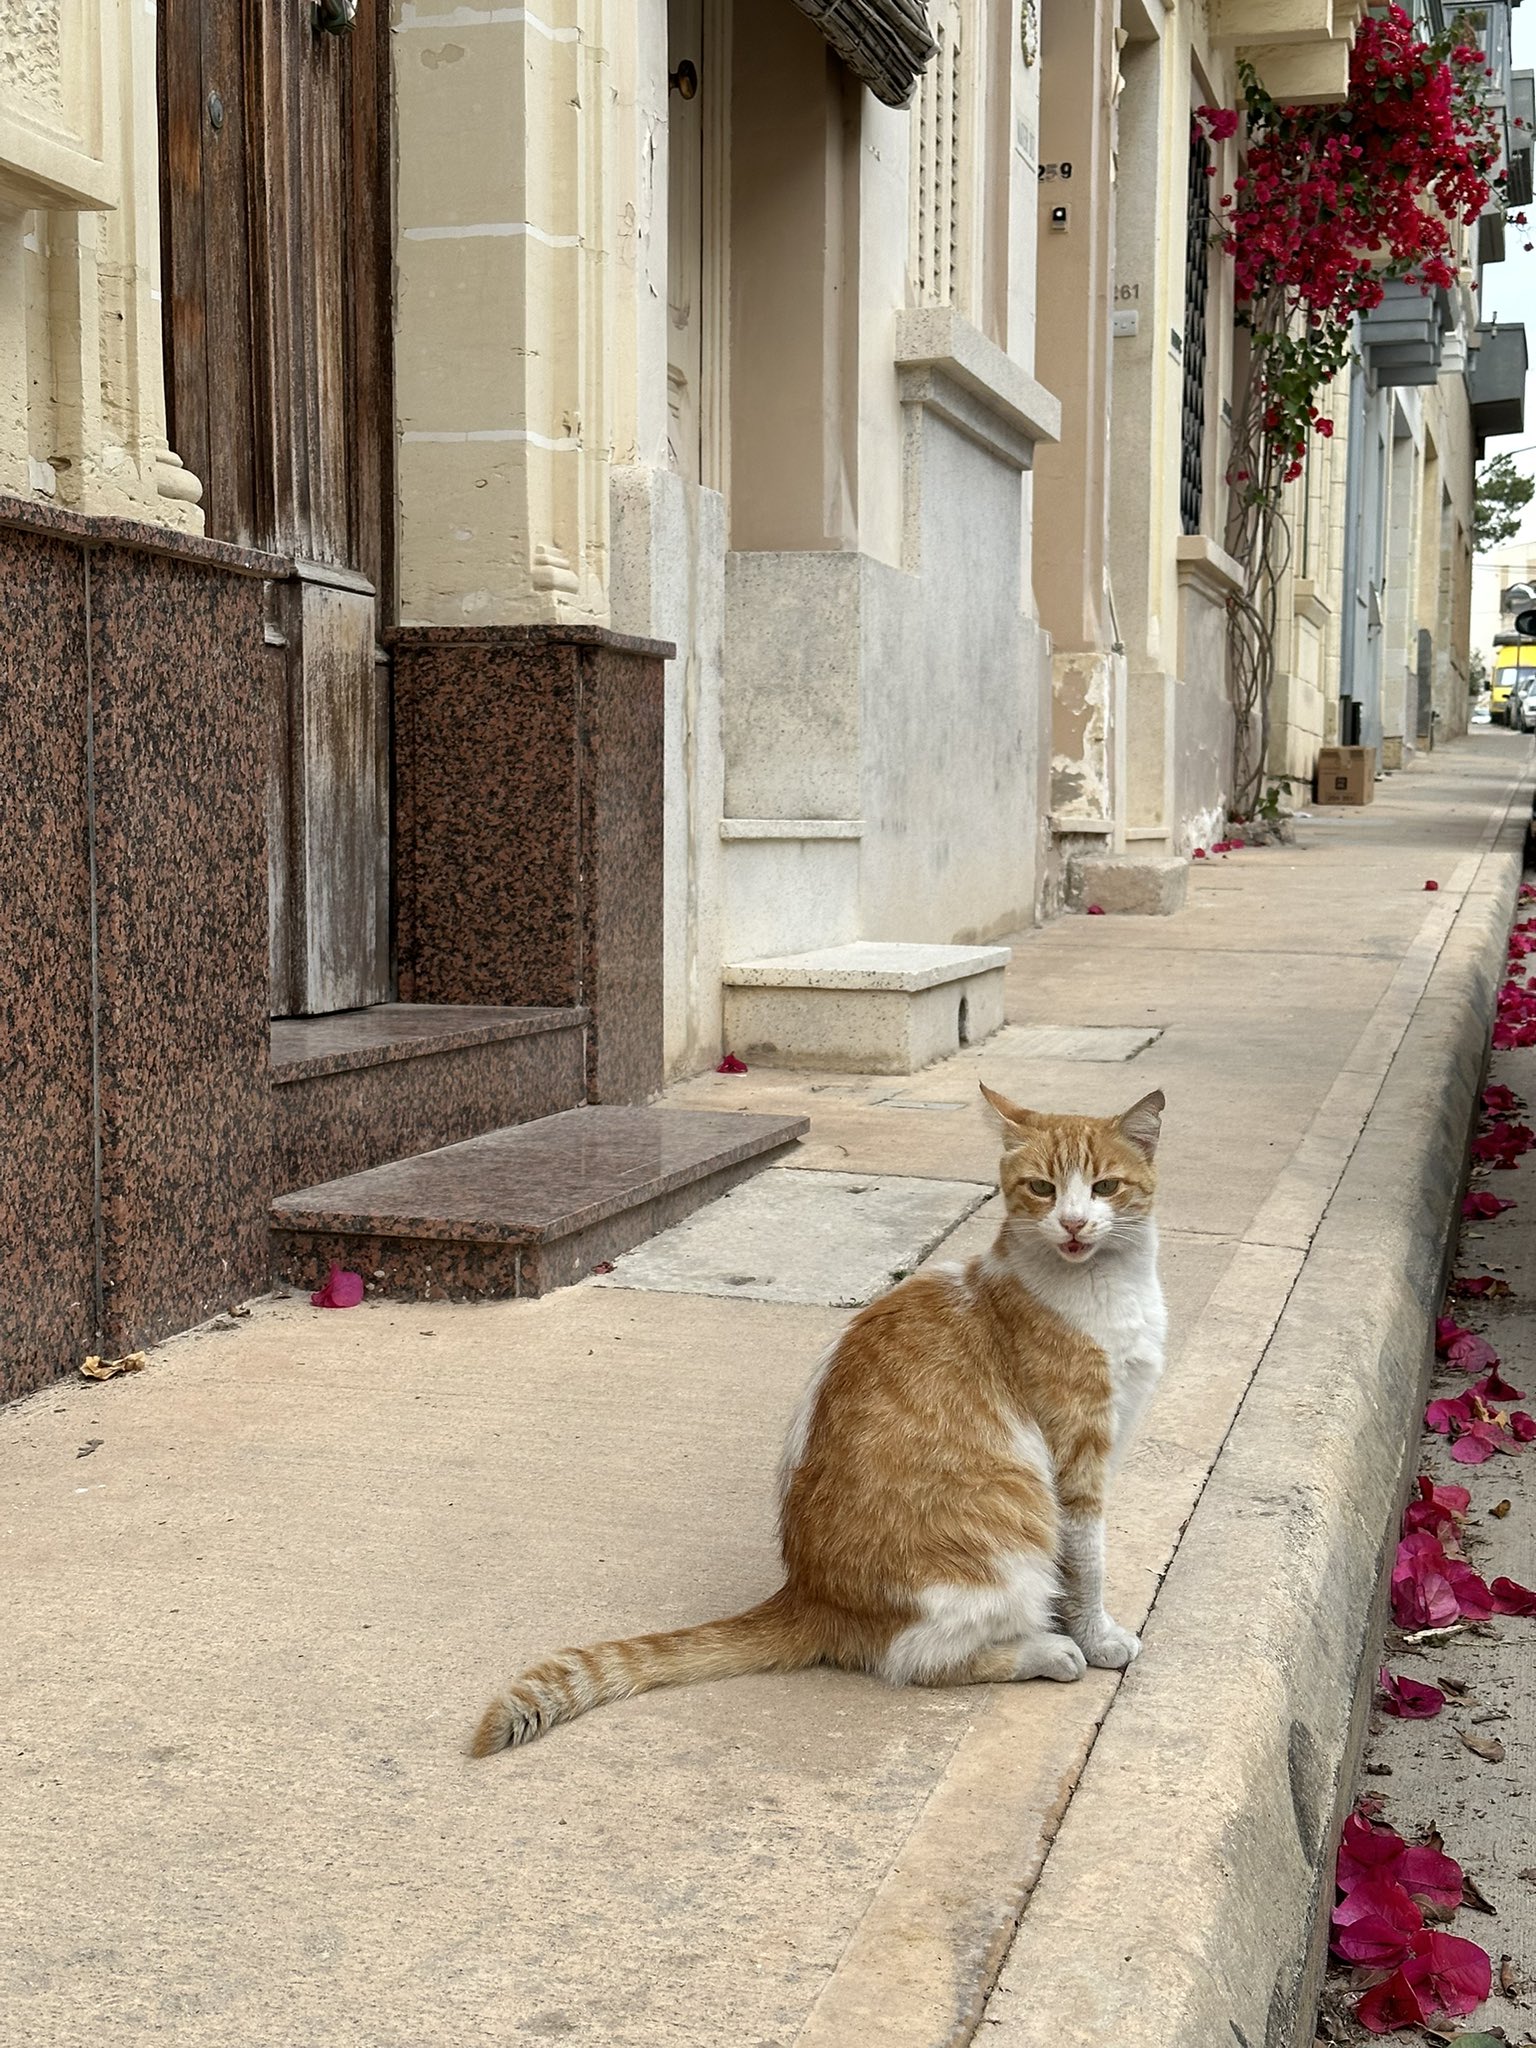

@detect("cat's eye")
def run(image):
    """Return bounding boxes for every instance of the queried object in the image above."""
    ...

[1092,1177,1122,1197]
[1026,1178,1055,1198]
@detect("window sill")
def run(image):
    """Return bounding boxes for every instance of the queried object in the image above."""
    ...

[894,308,1061,470]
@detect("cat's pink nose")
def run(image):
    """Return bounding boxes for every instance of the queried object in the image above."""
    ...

[1060,1215,1088,1239]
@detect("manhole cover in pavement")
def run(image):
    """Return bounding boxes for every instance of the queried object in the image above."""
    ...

[589,1168,991,1307]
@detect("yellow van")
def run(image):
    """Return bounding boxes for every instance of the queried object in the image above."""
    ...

[1493,645,1536,724]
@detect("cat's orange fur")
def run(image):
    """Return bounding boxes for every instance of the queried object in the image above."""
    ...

[471,1083,1166,1753]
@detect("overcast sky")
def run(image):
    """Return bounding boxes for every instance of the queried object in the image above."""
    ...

[1476,0,1536,546]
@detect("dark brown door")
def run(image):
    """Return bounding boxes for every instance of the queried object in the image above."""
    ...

[158,0,393,1015]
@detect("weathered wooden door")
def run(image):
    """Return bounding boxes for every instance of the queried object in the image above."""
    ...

[158,0,392,1015]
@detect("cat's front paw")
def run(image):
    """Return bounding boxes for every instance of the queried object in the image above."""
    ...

[1073,1614,1141,1669]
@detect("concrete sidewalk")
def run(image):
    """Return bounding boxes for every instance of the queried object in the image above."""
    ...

[3,734,1531,2048]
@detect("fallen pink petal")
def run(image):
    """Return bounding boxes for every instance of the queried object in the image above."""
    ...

[1446,1330,1500,1374]
[1331,1873,1423,1968]
[1441,1557,1494,1619]
[1390,1532,1461,1629]
[1376,1668,1445,1719]
[1490,1575,1536,1616]
[310,1266,365,1310]
[1482,1083,1523,1116]
[1511,1410,1536,1443]
[1407,1926,1493,2017]
[1355,1963,1432,2033]
[1462,1191,1515,1220]
[1426,1394,1476,1436]
[1086,904,1106,915]
[1424,879,1439,891]
[1435,1314,1466,1356]
[1472,1367,1526,1402]
[1449,1421,1508,1465]
[715,1053,749,1074]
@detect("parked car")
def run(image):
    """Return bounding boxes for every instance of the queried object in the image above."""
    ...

[1491,647,1536,723]
[1519,681,1536,733]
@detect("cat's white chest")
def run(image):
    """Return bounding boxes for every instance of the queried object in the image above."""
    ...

[1040,1239,1166,1459]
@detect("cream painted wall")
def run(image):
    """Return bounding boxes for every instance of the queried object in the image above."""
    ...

[0,0,199,523]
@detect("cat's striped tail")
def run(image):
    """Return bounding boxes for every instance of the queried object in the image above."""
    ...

[469,1589,822,1755]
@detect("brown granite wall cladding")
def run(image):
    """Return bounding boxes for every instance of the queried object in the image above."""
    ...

[89,546,272,1352]
[0,499,279,1398]
[0,527,98,1403]
[393,626,669,1105]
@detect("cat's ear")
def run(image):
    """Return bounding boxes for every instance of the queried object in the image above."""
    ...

[980,1081,1040,1148]
[1117,1089,1165,1160]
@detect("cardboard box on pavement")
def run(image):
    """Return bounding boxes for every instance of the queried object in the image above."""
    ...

[1315,744,1375,805]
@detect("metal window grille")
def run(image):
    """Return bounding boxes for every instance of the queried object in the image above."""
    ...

[1180,126,1211,536]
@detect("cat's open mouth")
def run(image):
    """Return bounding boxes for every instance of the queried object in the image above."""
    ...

[1058,1239,1094,1260]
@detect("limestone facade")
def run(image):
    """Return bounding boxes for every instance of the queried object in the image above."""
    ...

[3,0,1497,1081]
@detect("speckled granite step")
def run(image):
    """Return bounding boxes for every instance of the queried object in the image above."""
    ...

[271,1003,588,1194]
[270,1105,809,1301]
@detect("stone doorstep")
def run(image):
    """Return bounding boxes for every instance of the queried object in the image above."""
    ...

[1064,853,1190,916]
[269,1105,808,1301]
[721,942,1011,1074]
[270,1003,591,1196]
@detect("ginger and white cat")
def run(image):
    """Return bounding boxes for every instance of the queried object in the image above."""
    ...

[471,1083,1167,1753]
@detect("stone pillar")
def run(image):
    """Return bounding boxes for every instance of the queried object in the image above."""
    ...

[0,0,201,522]
[1031,0,1121,874]
[392,0,611,625]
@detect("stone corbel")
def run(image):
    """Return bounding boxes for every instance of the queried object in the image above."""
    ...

[894,308,1061,467]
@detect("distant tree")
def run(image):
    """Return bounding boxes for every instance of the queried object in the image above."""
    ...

[1474,453,1536,552]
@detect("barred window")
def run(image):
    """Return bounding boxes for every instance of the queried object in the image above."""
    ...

[1180,124,1212,536]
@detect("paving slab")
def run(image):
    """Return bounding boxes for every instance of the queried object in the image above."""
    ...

[2,733,1533,2048]
[591,1167,992,1306]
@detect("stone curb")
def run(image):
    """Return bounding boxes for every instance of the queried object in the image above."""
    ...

[979,778,1535,2047]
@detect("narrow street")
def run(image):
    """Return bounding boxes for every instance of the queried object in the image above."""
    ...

[4,735,1530,2048]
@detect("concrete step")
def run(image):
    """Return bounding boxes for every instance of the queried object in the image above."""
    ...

[722,941,1010,1073]
[271,1003,588,1195]
[269,1105,809,1301]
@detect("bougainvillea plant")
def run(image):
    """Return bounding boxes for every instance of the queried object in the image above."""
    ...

[1196,5,1504,496]
[1196,5,1511,815]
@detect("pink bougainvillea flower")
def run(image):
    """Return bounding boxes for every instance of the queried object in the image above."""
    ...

[715,1053,748,1074]
[1435,1314,1464,1355]
[1510,1409,1536,1442]
[1490,1574,1536,1616]
[1391,1530,1462,1628]
[1472,1366,1526,1402]
[310,1265,364,1310]
[1483,1082,1523,1116]
[1471,1121,1536,1168]
[1426,1393,1476,1436]
[1192,847,1207,859]
[1401,1475,1471,1547]
[1085,904,1106,915]
[1331,1873,1423,1967]
[1376,1667,1446,1719]
[1450,1420,1510,1465]
[1406,1926,1493,2017]
[1424,880,1440,891]
[1441,1557,1494,1619]
[1450,1274,1512,1300]
[1462,1191,1516,1220]
[1355,1963,1432,2033]
[1445,1329,1500,1375]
